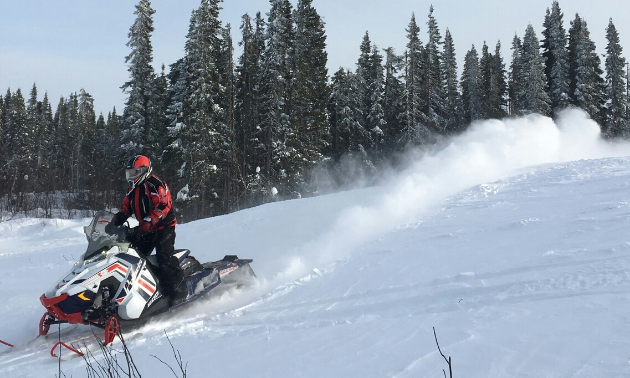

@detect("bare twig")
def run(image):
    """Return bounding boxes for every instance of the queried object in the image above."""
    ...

[150,331,187,378]
[433,327,453,378]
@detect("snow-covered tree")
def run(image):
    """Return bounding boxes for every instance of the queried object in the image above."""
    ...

[402,14,428,145]
[423,5,446,134]
[520,24,551,116]
[542,1,570,117]
[235,13,265,198]
[256,0,296,197]
[441,29,464,134]
[603,19,628,137]
[508,34,523,116]
[382,47,405,149]
[461,45,482,123]
[291,0,330,192]
[568,14,605,125]
[179,0,226,218]
[479,42,508,120]
[121,0,156,157]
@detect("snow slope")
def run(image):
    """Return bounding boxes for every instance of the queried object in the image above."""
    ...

[2,109,630,377]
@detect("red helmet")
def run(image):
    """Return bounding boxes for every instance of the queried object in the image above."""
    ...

[125,155,152,188]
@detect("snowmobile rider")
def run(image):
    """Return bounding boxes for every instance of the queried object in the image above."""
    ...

[105,155,188,305]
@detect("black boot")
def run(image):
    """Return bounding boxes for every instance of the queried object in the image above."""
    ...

[166,267,188,306]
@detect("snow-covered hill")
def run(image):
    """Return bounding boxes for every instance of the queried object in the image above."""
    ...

[2,109,630,377]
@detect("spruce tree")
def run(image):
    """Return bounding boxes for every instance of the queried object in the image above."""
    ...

[7,89,28,209]
[147,64,169,160]
[461,45,482,123]
[603,18,628,137]
[235,12,265,203]
[180,0,225,218]
[356,32,375,146]
[162,57,189,188]
[257,0,296,198]
[568,14,605,125]
[442,29,463,134]
[77,89,96,196]
[402,14,428,145]
[542,1,570,117]
[478,42,493,119]
[292,0,330,191]
[424,5,446,134]
[36,92,54,191]
[479,42,507,120]
[367,44,386,159]
[327,68,373,179]
[509,34,523,116]
[382,47,405,150]
[520,24,551,116]
[490,41,508,119]
[121,0,156,157]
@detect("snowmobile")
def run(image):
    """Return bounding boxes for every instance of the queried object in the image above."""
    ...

[39,210,256,344]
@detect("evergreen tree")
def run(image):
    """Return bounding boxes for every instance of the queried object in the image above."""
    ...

[356,32,374,146]
[542,1,570,117]
[441,29,463,134]
[25,84,40,177]
[121,0,156,157]
[490,41,508,119]
[291,0,330,191]
[382,47,405,149]
[216,23,241,212]
[478,42,493,119]
[567,14,605,124]
[147,64,169,159]
[256,0,296,197]
[520,24,551,116]
[423,5,446,133]
[508,34,523,116]
[327,68,373,177]
[162,57,189,187]
[77,89,96,195]
[180,0,225,218]
[402,14,428,145]
[6,89,28,209]
[461,45,482,123]
[366,44,386,159]
[479,42,508,119]
[235,12,265,203]
[603,18,628,137]
[36,92,54,189]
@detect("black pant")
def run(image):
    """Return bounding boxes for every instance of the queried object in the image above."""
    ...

[134,227,184,294]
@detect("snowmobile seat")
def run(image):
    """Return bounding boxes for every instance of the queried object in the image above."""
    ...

[144,249,190,266]
[173,249,190,263]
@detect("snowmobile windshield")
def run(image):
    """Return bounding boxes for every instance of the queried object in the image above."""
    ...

[82,211,127,260]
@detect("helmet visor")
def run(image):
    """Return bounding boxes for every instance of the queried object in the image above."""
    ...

[125,166,147,182]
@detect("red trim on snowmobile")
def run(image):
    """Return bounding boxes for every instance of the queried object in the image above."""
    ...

[50,341,84,358]
[39,313,51,336]
[104,317,119,346]
[40,293,85,325]
[137,278,155,294]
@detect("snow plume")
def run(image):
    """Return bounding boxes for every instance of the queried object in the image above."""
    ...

[289,109,630,272]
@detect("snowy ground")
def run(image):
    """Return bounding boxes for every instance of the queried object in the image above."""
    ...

[2,109,630,377]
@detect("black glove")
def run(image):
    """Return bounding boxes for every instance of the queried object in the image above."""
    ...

[126,226,142,244]
[104,221,116,234]
[112,212,127,226]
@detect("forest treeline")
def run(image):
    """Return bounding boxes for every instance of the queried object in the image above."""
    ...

[1,0,628,221]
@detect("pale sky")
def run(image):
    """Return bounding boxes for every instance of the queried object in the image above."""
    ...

[1,0,628,116]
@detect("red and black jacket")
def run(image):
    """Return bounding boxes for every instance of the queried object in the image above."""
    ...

[116,174,177,231]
